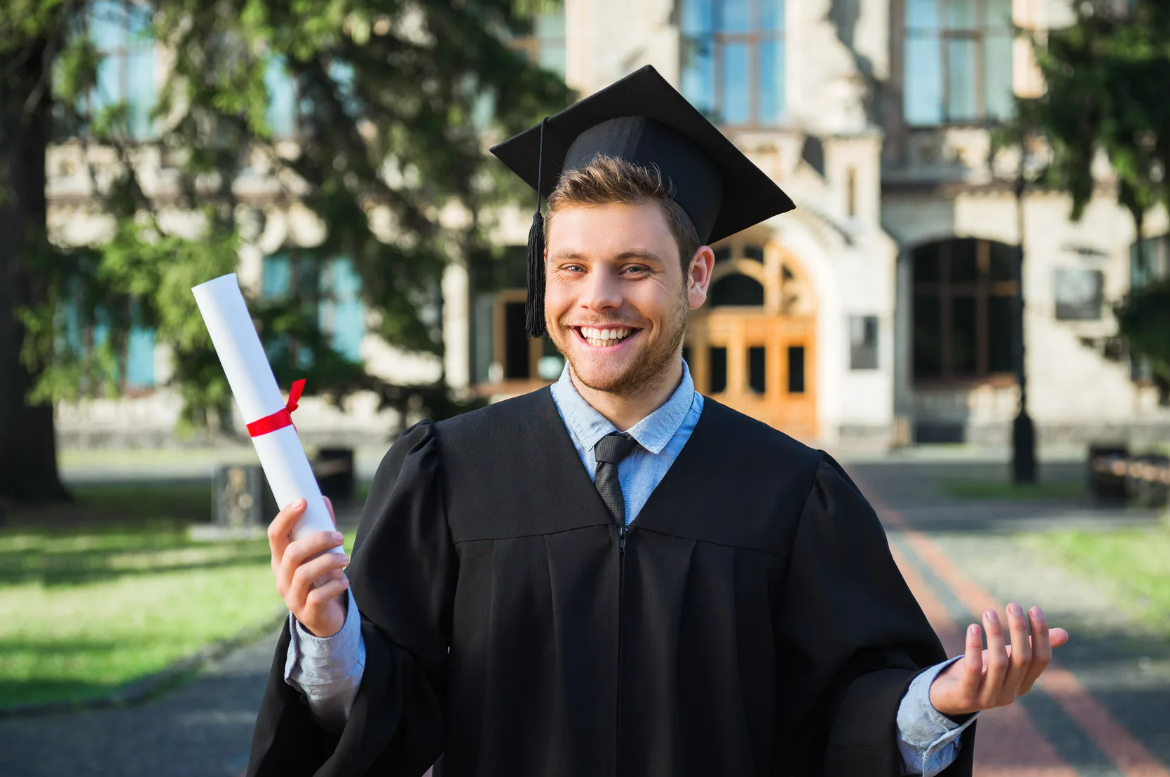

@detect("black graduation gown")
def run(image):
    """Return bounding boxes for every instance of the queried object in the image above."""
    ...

[247,389,976,777]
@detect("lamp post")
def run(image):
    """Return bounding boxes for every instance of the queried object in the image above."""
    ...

[1012,172,1037,483]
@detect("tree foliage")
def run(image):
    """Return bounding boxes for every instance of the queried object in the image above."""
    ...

[1018,0,1170,399]
[3,0,568,434]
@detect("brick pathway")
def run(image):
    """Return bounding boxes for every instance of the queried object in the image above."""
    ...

[850,461,1170,777]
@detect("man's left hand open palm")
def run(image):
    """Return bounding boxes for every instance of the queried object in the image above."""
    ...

[930,603,1070,718]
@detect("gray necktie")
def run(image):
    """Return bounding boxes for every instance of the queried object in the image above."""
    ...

[594,432,639,527]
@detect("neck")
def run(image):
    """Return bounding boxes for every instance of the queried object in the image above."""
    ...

[568,359,684,431]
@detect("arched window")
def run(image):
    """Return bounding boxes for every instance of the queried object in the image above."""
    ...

[710,273,765,307]
[912,238,1018,382]
[680,0,786,127]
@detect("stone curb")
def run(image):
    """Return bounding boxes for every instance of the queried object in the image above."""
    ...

[0,609,287,720]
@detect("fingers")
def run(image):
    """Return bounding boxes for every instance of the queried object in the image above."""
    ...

[276,530,346,595]
[268,499,307,567]
[285,547,350,612]
[981,609,1009,705]
[305,576,350,609]
[959,622,984,701]
[1019,606,1053,694]
[323,495,337,527]
[1003,603,1033,692]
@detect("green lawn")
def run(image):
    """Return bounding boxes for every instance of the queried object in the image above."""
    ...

[1025,526,1170,632]
[940,479,1086,501]
[0,480,365,710]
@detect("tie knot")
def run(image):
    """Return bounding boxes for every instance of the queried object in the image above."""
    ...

[594,432,638,465]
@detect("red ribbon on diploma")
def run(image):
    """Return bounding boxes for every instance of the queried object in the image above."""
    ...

[246,379,305,437]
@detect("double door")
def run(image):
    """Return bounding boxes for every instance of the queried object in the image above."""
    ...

[686,312,817,441]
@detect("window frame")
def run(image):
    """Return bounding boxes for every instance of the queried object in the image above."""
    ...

[901,0,1015,127]
[507,10,567,77]
[260,252,367,364]
[83,0,156,140]
[911,238,1020,386]
[681,0,787,129]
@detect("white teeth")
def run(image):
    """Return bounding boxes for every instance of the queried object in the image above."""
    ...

[580,327,632,346]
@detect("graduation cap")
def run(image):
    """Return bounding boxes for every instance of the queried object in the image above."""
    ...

[490,64,795,339]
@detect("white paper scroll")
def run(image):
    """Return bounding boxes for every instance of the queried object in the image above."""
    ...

[192,274,342,554]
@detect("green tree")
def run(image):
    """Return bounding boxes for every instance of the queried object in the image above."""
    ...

[0,0,569,502]
[1020,0,1170,401]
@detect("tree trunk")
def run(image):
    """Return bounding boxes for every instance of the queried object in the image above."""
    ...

[0,37,70,503]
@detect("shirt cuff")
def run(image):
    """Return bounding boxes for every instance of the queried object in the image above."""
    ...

[896,657,982,776]
[284,586,366,687]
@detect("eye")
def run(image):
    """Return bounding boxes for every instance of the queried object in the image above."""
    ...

[561,264,586,273]
[622,265,649,275]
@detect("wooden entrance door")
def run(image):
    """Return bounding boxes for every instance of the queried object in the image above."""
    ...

[688,313,817,440]
[684,237,818,441]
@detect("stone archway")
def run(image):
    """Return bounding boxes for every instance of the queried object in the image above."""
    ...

[686,235,818,440]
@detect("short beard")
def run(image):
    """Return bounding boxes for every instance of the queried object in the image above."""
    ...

[556,288,690,400]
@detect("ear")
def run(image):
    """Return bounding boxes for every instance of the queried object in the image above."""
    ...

[686,246,715,310]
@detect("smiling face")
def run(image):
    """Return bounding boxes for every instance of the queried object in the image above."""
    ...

[544,201,711,398]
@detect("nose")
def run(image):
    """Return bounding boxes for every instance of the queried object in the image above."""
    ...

[578,267,623,313]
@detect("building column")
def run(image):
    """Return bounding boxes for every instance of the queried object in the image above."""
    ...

[893,248,914,446]
[442,261,470,391]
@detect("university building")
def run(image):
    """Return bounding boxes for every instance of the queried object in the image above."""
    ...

[53,0,1170,449]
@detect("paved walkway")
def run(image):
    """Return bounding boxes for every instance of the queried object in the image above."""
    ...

[2,460,1166,776]
[850,461,1170,777]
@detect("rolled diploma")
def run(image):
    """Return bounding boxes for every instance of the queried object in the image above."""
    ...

[192,273,342,555]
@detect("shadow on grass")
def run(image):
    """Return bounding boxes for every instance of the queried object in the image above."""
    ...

[6,483,213,529]
[0,541,270,587]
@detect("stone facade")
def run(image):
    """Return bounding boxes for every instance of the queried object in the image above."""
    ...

[50,0,1170,449]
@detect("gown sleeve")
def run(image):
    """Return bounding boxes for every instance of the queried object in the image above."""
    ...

[773,453,976,777]
[247,420,455,777]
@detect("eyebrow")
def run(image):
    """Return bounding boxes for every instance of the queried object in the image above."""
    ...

[551,249,666,265]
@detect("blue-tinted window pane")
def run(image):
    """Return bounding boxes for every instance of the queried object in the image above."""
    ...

[89,1,127,50]
[126,325,155,387]
[905,37,942,124]
[124,2,152,38]
[906,0,939,31]
[759,39,786,125]
[986,0,1013,28]
[681,36,714,116]
[945,0,976,28]
[538,41,566,75]
[984,33,1014,120]
[682,0,713,34]
[719,0,751,32]
[92,53,122,113]
[721,43,751,125]
[761,0,784,31]
[946,38,977,121]
[537,10,564,39]
[262,255,292,299]
[328,59,359,118]
[265,58,298,138]
[125,48,153,139]
[323,258,364,362]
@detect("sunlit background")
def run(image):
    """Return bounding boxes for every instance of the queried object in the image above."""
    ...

[0,1,1167,775]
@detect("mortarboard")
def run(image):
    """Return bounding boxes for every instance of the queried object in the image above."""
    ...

[490,64,796,339]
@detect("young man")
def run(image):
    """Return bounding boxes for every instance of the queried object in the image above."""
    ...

[248,67,1067,777]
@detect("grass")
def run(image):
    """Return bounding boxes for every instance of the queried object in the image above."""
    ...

[0,483,361,710]
[1025,526,1170,633]
[940,479,1086,501]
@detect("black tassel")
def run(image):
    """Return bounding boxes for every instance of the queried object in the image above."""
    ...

[525,116,550,340]
[525,209,546,339]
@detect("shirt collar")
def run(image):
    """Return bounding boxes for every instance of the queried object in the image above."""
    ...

[550,359,697,456]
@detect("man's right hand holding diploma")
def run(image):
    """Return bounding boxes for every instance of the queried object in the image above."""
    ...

[268,497,350,637]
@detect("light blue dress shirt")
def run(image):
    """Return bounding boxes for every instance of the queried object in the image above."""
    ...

[286,359,978,774]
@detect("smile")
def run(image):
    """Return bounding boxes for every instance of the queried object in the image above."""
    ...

[572,326,640,348]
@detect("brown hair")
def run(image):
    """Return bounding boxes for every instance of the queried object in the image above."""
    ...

[545,155,702,271]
